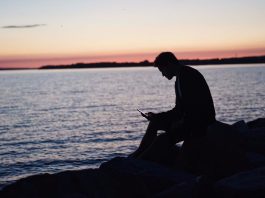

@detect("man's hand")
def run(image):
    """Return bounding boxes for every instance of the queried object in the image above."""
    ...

[146,112,156,121]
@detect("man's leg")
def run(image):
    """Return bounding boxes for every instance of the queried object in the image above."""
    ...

[138,133,177,166]
[129,121,158,158]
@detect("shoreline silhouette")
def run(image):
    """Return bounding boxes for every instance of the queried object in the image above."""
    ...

[0,55,265,70]
[40,55,265,70]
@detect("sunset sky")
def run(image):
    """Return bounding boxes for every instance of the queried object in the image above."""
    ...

[1,0,265,68]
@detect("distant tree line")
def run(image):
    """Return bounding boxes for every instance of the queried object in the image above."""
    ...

[179,55,265,65]
[39,55,265,69]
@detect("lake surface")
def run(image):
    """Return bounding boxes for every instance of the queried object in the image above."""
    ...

[0,64,265,188]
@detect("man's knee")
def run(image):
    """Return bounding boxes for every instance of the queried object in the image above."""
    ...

[146,120,161,133]
[148,117,171,129]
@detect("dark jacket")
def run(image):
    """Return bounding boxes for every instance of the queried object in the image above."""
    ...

[155,65,216,140]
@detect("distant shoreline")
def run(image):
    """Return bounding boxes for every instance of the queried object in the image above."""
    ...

[0,55,265,70]
[39,55,265,69]
[0,68,35,71]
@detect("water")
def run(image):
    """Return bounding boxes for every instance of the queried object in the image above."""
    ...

[0,64,264,188]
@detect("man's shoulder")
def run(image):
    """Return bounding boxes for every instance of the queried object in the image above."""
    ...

[181,65,202,77]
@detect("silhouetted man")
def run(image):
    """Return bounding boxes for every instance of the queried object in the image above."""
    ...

[130,52,216,168]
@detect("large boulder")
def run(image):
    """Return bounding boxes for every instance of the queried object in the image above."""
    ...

[233,119,265,155]
[0,157,197,198]
[247,118,265,129]
[214,166,265,198]
[194,121,248,180]
[100,157,197,197]
[1,118,264,198]
[245,152,265,169]
[0,169,132,198]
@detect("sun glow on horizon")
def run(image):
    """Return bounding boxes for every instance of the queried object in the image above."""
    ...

[1,47,265,68]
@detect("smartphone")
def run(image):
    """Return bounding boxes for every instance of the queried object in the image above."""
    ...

[137,109,149,119]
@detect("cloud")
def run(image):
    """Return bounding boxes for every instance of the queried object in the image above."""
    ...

[2,24,46,29]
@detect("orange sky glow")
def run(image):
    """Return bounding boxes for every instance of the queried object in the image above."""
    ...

[1,1,265,68]
[1,48,265,68]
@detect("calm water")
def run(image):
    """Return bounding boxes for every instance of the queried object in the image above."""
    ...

[0,64,265,188]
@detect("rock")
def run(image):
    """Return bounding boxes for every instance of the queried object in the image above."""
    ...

[241,128,265,155]
[214,166,265,198]
[154,182,194,198]
[247,118,265,129]
[1,118,265,198]
[1,157,197,198]
[154,175,215,198]
[246,152,265,169]
[100,157,197,197]
[0,169,132,198]
[232,120,248,131]
[232,119,265,155]
[195,121,248,180]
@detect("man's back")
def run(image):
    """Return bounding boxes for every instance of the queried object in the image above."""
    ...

[177,65,216,138]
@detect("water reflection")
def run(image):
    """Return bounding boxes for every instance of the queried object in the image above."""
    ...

[0,65,264,187]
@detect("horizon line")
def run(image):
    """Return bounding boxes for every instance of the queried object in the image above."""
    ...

[1,54,265,70]
[1,48,265,68]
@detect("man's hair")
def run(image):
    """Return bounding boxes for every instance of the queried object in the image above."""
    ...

[154,52,179,67]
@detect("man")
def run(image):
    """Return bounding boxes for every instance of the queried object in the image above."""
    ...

[130,52,216,168]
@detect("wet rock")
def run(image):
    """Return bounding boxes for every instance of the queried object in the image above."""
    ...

[196,121,248,180]
[0,169,130,198]
[1,157,197,198]
[1,118,265,198]
[242,129,265,155]
[233,119,265,155]
[247,118,265,129]
[232,120,248,131]
[214,166,265,198]
[246,152,265,169]
[100,157,197,197]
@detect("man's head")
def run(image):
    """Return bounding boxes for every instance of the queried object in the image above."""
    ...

[154,52,180,80]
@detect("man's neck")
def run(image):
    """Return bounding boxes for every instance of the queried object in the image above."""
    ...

[175,64,183,77]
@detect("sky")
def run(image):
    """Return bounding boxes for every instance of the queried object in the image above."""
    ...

[0,0,265,68]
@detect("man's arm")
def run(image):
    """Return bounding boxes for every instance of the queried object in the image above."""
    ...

[154,106,178,120]
[146,106,179,131]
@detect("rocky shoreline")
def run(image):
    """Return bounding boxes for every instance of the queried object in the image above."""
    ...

[1,118,265,198]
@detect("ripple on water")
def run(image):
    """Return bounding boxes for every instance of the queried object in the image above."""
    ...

[0,65,265,188]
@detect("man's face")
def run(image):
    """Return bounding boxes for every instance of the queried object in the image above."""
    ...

[158,64,175,80]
